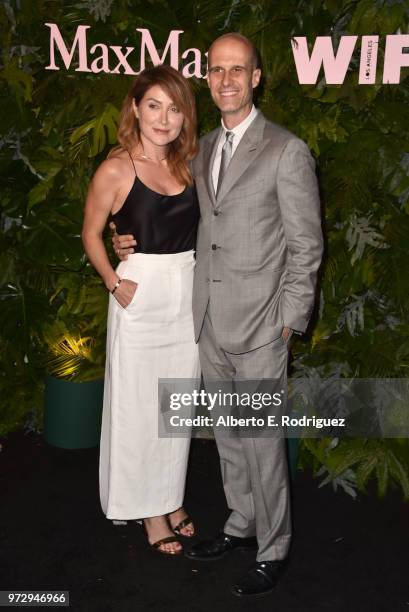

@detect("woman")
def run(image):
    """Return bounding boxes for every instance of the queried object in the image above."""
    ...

[82,65,200,555]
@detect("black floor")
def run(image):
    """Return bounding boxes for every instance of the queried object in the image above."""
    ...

[0,433,408,611]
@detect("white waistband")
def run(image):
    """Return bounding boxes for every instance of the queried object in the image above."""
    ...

[124,250,195,267]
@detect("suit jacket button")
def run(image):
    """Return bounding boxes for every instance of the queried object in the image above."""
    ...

[211,244,217,250]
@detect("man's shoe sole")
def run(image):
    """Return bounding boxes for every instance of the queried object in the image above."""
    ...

[231,585,276,598]
[230,559,287,596]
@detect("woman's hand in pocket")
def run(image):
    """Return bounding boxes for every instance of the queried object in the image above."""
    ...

[113,279,138,308]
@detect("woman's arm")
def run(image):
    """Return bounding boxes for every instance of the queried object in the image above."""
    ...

[82,160,137,307]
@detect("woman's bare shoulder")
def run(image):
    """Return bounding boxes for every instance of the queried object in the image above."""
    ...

[94,150,131,183]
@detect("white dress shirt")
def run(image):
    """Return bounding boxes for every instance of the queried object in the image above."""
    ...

[212,105,259,193]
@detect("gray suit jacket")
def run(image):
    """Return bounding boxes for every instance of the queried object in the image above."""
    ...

[192,111,323,354]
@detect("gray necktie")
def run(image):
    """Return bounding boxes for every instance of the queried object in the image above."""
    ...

[216,131,234,195]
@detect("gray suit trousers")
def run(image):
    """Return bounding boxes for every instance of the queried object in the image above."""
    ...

[198,310,292,562]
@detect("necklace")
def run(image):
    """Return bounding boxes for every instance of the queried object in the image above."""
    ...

[135,153,167,162]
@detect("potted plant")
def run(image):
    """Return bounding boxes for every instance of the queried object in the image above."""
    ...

[42,270,108,449]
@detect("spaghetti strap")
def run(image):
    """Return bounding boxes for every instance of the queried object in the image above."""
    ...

[127,150,137,176]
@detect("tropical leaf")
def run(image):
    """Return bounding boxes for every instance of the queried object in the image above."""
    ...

[0,57,33,102]
[336,292,369,336]
[346,215,389,265]
[44,335,104,381]
[69,103,119,159]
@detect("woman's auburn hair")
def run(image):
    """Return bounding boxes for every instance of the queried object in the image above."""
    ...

[112,65,198,186]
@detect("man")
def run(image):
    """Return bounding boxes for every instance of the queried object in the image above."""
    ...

[113,33,323,597]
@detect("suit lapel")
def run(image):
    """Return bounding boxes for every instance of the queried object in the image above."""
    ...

[202,129,221,207]
[216,112,266,206]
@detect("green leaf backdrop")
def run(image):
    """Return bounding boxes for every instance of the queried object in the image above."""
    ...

[1,0,408,498]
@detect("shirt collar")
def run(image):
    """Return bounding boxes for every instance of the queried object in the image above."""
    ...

[221,104,258,138]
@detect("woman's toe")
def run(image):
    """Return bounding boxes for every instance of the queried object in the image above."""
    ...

[180,523,194,537]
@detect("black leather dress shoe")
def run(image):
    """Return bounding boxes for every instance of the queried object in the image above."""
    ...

[185,532,257,561]
[231,560,286,597]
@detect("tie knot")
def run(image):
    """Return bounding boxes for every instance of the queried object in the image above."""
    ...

[225,131,234,143]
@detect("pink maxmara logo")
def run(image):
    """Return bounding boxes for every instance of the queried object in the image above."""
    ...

[45,24,409,85]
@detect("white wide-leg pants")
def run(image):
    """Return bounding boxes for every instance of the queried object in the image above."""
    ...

[99,250,200,520]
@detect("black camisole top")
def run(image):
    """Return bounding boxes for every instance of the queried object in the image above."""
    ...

[111,153,200,254]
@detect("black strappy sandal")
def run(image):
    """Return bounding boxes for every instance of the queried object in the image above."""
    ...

[170,510,195,538]
[150,535,183,555]
[141,521,183,556]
